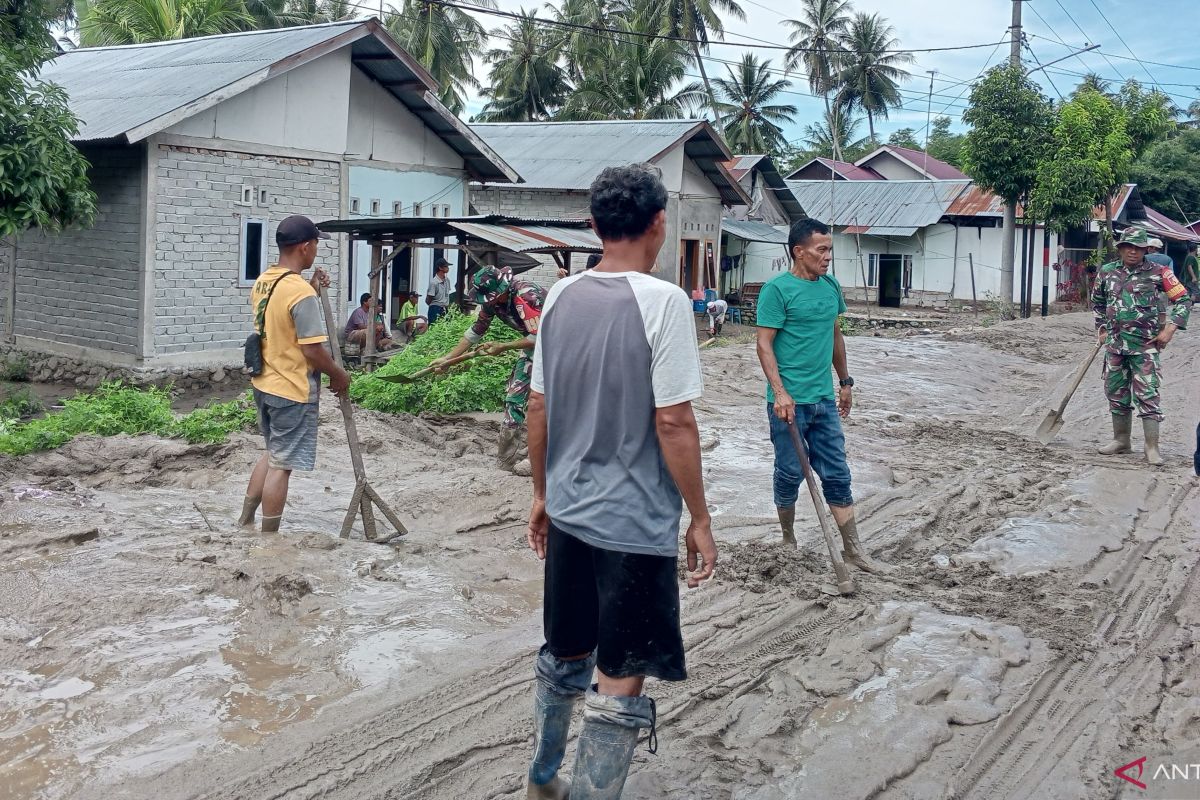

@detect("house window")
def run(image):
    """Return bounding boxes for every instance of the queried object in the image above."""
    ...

[442,205,452,217]
[867,254,879,287]
[350,197,361,214]
[258,188,270,207]
[413,202,422,217]
[370,199,381,216]
[239,218,268,285]
[393,201,403,217]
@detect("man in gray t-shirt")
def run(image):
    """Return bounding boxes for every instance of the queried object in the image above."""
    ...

[522,165,717,799]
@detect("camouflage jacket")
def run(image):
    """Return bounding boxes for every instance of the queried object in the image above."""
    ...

[1091,259,1191,353]
[465,278,545,343]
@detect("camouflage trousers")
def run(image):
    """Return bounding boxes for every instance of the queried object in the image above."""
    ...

[503,349,533,430]
[1103,350,1163,421]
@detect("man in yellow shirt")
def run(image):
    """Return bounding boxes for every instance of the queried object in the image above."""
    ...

[239,215,350,533]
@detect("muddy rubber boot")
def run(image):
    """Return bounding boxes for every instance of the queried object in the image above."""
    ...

[838,517,896,575]
[1143,419,1164,466]
[260,515,281,534]
[528,647,595,799]
[1097,414,1133,455]
[498,427,520,471]
[237,495,261,527]
[570,689,656,800]
[778,506,797,547]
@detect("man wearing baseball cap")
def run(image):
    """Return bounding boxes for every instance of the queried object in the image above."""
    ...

[1091,227,1191,466]
[239,215,350,531]
[1146,237,1175,270]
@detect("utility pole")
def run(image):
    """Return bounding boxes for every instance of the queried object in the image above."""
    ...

[923,70,936,176]
[1000,0,1023,306]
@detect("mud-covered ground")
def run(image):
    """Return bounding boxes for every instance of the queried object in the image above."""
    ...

[2,312,1198,800]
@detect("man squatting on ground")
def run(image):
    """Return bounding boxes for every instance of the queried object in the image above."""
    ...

[1092,228,1191,466]
[755,218,893,575]
[430,266,546,473]
[239,215,351,532]
[523,164,718,799]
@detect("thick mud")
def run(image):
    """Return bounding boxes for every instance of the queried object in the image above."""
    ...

[2,312,1198,799]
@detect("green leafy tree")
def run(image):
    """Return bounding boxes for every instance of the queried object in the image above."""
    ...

[927,115,966,167]
[835,12,912,143]
[79,0,253,45]
[477,9,571,122]
[1030,89,1131,230]
[386,0,492,115]
[1114,80,1175,158]
[280,0,356,25]
[1071,72,1112,98]
[653,0,746,124]
[887,126,920,149]
[558,7,702,120]
[714,54,797,154]
[960,63,1054,300]
[784,0,853,158]
[0,0,96,237]
[1132,129,1200,220]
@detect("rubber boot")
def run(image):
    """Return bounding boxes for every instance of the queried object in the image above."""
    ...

[527,646,595,799]
[260,515,281,533]
[1143,418,1164,466]
[498,427,520,471]
[570,689,656,800]
[838,516,896,575]
[778,506,797,547]
[237,495,261,528]
[1098,414,1133,455]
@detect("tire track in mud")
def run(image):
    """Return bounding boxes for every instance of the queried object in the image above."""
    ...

[185,598,866,800]
[948,477,1198,800]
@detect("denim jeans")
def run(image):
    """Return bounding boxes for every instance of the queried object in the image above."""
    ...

[1194,421,1199,476]
[427,304,447,326]
[767,398,854,508]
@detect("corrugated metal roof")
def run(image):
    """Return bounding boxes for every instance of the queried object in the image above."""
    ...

[1139,206,1200,243]
[722,219,788,244]
[946,184,1006,217]
[785,179,969,234]
[41,21,518,183]
[785,157,884,181]
[470,120,750,205]
[449,222,601,253]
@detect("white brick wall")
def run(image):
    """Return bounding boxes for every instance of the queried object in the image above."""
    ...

[5,143,144,354]
[470,186,591,288]
[150,143,341,356]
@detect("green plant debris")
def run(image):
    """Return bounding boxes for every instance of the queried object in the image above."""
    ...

[350,310,521,415]
[0,382,258,456]
[0,386,43,422]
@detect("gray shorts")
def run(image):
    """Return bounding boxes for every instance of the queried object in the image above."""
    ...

[253,389,318,471]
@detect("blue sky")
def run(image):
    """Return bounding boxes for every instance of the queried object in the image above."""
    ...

[466,0,1200,151]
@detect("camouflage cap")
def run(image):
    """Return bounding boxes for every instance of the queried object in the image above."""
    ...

[1116,228,1151,249]
[472,265,513,305]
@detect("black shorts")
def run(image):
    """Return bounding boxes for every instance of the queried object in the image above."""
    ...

[544,524,686,682]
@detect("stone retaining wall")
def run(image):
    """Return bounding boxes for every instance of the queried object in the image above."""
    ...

[0,344,245,392]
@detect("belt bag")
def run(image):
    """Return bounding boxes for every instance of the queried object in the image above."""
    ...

[244,273,294,376]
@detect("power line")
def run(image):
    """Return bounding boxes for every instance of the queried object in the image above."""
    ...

[1050,0,1128,81]
[433,0,1011,55]
[1083,0,1164,91]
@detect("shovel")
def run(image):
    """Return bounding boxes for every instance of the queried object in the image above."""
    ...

[1035,342,1103,444]
[786,419,855,596]
[374,351,481,384]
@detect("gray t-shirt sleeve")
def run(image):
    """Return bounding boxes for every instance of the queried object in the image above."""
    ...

[291,295,326,341]
[633,275,704,408]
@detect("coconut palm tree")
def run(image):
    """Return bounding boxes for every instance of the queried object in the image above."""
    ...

[713,54,797,154]
[784,0,853,157]
[547,0,630,83]
[386,0,492,115]
[280,0,356,25]
[801,107,870,160]
[79,0,253,45]
[477,9,571,121]
[653,0,746,124]
[1072,72,1112,98]
[835,12,913,143]
[558,13,703,121]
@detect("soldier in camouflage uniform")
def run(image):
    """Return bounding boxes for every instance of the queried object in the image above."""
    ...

[431,265,546,472]
[1091,228,1192,465]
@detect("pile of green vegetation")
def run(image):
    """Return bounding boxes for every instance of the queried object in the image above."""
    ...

[0,382,258,457]
[349,311,521,415]
[0,353,31,382]
[0,387,43,423]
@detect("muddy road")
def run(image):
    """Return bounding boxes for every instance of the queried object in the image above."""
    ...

[2,312,1197,800]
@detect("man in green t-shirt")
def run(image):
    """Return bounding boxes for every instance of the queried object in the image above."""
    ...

[1183,243,1199,298]
[755,218,893,574]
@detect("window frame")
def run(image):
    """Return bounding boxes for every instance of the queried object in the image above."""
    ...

[238,217,269,287]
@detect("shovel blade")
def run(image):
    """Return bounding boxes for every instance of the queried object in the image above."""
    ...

[374,372,421,384]
[1035,411,1064,444]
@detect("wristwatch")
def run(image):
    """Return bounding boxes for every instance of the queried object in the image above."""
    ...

[839,377,855,388]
